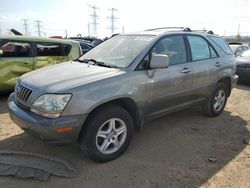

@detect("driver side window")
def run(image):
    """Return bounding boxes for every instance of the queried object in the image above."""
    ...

[152,35,187,66]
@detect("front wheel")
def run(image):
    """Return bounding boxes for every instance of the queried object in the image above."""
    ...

[80,105,134,162]
[202,83,228,117]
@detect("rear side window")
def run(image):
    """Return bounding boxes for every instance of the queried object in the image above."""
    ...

[208,36,233,55]
[187,36,211,61]
[0,41,30,57]
[36,43,71,56]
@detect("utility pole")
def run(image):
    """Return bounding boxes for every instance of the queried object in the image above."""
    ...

[88,4,99,37]
[88,22,90,37]
[35,20,42,37]
[107,8,118,35]
[22,19,29,36]
[237,24,240,36]
[65,29,68,38]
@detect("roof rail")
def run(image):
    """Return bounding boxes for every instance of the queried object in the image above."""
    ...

[145,27,185,31]
[192,30,214,34]
[144,27,214,34]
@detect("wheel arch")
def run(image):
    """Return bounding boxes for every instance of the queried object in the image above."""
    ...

[217,76,232,97]
[78,97,141,142]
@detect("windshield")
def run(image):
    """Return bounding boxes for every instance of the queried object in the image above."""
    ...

[78,35,155,68]
[240,49,250,57]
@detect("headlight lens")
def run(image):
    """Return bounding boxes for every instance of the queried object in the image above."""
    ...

[31,94,72,118]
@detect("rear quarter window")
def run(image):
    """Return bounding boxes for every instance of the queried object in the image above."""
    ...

[208,36,233,55]
[36,42,71,56]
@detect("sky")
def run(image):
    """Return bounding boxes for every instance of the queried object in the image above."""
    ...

[1,0,250,38]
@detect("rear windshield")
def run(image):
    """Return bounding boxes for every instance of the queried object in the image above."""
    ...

[37,43,71,56]
[208,36,233,55]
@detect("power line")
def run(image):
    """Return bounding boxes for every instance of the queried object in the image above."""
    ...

[107,8,119,35]
[35,20,42,37]
[22,19,29,36]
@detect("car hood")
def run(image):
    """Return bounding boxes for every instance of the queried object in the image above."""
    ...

[21,61,124,92]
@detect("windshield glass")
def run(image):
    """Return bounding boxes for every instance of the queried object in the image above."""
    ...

[78,35,155,68]
[240,49,250,57]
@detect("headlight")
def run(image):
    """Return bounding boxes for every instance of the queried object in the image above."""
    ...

[31,94,72,118]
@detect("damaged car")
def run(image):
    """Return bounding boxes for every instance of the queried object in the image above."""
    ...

[0,36,81,91]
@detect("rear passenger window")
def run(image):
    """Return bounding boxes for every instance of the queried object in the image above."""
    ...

[152,35,187,65]
[208,36,233,55]
[0,41,30,57]
[187,36,210,61]
[37,43,71,56]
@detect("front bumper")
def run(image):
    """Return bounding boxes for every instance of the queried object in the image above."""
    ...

[8,93,87,144]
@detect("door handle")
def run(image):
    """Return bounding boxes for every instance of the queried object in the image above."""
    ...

[181,68,192,73]
[214,62,221,67]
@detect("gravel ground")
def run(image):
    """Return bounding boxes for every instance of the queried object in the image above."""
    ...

[0,84,249,188]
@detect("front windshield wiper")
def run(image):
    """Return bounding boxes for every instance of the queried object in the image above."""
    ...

[77,58,118,68]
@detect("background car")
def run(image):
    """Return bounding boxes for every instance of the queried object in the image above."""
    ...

[69,37,103,47]
[229,42,249,57]
[69,39,93,55]
[0,35,81,91]
[236,49,250,82]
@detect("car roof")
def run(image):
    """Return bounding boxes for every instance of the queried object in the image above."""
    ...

[0,35,79,45]
[121,27,217,38]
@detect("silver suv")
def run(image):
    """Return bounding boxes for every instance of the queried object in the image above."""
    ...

[8,27,238,162]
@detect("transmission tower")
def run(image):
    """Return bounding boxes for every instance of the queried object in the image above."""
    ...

[107,8,118,35]
[35,20,42,37]
[88,4,99,37]
[22,19,29,36]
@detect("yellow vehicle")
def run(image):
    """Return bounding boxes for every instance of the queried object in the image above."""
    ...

[0,35,81,91]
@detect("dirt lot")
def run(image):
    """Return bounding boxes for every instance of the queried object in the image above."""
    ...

[0,85,249,188]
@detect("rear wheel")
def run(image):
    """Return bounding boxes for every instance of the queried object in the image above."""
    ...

[80,105,134,162]
[202,83,228,117]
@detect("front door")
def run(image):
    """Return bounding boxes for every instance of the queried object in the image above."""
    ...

[145,35,193,118]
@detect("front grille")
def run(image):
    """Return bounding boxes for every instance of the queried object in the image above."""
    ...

[15,83,33,102]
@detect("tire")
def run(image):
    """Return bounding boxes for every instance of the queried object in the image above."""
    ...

[202,83,228,117]
[80,104,134,162]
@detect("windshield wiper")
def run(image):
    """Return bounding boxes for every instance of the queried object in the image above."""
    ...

[78,58,118,68]
[76,59,88,63]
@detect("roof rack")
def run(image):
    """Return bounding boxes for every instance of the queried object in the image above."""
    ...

[145,27,214,34]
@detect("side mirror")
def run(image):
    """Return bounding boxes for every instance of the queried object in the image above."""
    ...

[150,54,169,69]
[0,50,3,55]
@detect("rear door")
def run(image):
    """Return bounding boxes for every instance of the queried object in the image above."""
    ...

[33,42,71,69]
[0,40,33,90]
[186,35,219,98]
